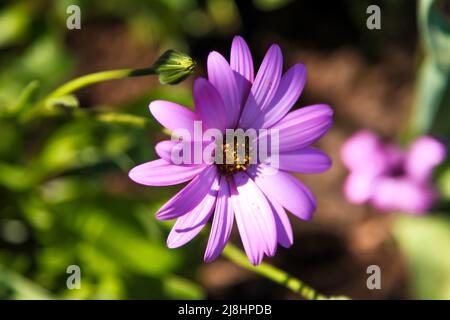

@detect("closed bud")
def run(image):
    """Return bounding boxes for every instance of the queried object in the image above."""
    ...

[152,50,196,85]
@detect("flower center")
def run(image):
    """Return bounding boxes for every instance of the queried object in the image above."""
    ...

[217,136,252,175]
[389,163,406,177]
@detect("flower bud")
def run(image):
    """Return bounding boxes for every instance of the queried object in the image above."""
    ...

[152,50,196,85]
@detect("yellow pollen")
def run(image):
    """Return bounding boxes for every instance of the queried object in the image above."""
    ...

[217,136,252,175]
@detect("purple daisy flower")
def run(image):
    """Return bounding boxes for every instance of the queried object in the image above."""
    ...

[129,36,333,265]
[341,130,446,214]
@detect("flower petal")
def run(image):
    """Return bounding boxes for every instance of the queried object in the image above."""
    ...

[167,177,220,248]
[268,196,293,248]
[275,147,332,173]
[149,100,200,137]
[251,166,316,220]
[230,35,254,83]
[239,44,283,129]
[405,136,446,183]
[251,63,307,129]
[156,165,218,220]
[155,139,214,165]
[269,104,333,152]
[194,78,227,132]
[343,172,377,204]
[204,176,234,262]
[128,159,205,186]
[231,172,277,265]
[371,177,436,214]
[230,36,254,107]
[208,51,240,127]
[155,140,178,162]
[341,130,389,174]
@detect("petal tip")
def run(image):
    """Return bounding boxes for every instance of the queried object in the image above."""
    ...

[166,236,179,249]
[203,252,218,263]
[269,43,282,52]
[148,100,161,114]
[128,167,139,183]
[233,35,245,42]
[208,51,226,63]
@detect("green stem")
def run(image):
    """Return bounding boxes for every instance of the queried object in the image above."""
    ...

[19,67,156,124]
[74,109,149,128]
[222,243,337,300]
[45,67,155,100]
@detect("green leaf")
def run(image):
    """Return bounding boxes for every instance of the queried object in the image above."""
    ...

[252,0,292,11]
[0,121,22,160]
[45,94,80,110]
[163,275,205,299]
[0,162,40,191]
[394,215,450,299]
[438,167,450,199]
[411,57,449,135]
[419,0,450,72]
[0,264,54,300]
[0,81,40,117]
[410,0,450,135]
[0,35,74,106]
[0,2,33,48]
[37,121,100,175]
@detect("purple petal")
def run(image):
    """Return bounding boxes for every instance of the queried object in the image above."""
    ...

[167,178,220,248]
[230,36,254,107]
[251,64,307,129]
[204,176,234,262]
[230,35,254,83]
[230,172,277,265]
[276,147,332,173]
[371,177,436,214]
[269,104,333,152]
[405,136,446,183]
[341,130,389,174]
[268,196,293,248]
[239,44,283,129]
[155,140,177,162]
[194,78,227,132]
[343,172,377,204]
[208,51,240,128]
[251,166,316,220]
[155,139,214,165]
[128,159,205,186]
[149,100,200,137]
[156,165,218,220]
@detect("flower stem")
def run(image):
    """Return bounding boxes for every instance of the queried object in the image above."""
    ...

[19,68,156,123]
[45,67,155,100]
[222,243,337,300]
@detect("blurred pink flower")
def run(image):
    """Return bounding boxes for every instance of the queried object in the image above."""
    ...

[341,130,446,214]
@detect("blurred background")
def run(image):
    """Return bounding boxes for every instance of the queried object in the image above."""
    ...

[1,0,450,299]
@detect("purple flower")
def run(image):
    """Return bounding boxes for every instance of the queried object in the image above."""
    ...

[129,36,333,265]
[341,130,446,215]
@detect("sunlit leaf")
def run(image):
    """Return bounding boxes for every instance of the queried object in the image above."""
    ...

[0,2,33,48]
[394,215,450,299]
[252,0,292,11]
[410,0,450,135]
[163,275,205,299]
[0,265,54,300]
[419,0,450,72]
